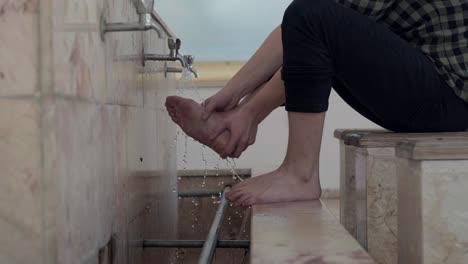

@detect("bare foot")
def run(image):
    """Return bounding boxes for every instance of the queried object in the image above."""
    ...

[226,165,321,206]
[165,96,229,154]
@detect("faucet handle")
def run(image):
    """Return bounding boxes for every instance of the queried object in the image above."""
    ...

[168,38,181,56]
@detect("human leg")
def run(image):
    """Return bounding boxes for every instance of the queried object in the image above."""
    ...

[166,68,286,157]
[202,26,283,118]
[227,0,468,206]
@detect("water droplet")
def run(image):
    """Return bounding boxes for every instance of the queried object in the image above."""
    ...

[171,188,176,193]
[178,176,182,180]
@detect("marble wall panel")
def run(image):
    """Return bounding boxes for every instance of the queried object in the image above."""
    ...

[399,160,468,264]
[339,143,357,237]
[0,0,39,97]
[2,0,178,263]
[364,148,398,264]
[52,31,107,101]
[42,99,112,263]
[0,99,42,263]
[339,142,398,264]
[50,0,144,106]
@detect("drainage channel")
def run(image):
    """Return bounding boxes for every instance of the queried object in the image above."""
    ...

[144,186,248,264]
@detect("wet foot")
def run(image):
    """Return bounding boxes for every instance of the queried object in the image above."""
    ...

[165,96,229,154]
[226,165,321,206]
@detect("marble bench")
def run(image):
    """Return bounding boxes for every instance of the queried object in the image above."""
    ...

[249,170,375,264]
[334,129,468,264]
[250,200,375,264]
[396,139,468,264]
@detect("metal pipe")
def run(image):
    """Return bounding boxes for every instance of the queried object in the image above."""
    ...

[177,190,221,198]
[144,54,187,68]
[142,240,250,249]
[198,186,231,264]
[166,67,199,78]
[101,13,167,39]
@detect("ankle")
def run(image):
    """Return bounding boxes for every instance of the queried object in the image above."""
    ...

[280,161,318,183]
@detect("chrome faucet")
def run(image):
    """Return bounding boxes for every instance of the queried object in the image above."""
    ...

[100,0,167,39]
[167,55,199,78]
[144,39,199,78]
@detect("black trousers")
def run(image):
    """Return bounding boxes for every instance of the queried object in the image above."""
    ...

[281,0,468,132]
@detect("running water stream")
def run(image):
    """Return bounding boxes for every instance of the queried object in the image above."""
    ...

[168,68,246,232]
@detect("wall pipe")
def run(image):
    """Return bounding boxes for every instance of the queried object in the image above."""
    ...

[177,190,222,198]
[142,240,249,249]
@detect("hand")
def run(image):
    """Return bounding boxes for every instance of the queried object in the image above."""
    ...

[202,88,241,120]
[211,107,259,159]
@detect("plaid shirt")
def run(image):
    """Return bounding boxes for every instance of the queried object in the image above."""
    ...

[336,0,468,102]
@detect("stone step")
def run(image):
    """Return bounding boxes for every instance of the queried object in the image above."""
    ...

[250,169,374,264]
[335,129,468,264]
[396,139,468,264]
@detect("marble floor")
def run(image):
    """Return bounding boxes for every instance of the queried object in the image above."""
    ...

[251,198,374,264]
[322,199,340,220]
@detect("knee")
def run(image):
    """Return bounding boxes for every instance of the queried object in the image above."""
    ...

[282,0,334,27]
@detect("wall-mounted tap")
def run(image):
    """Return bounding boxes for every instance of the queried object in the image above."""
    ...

[100,0,168,39]
[166,55,199,78]
[144,39,199,78]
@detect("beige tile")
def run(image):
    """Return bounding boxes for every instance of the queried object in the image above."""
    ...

[0,99,41,232]
[339,140,398,264]
[0,1,39,97]
[43,99,102,263]
[105,34,144,106]
[0,99,42,263]
[52,31,107,101]
[0,217,42,264]
[398,159,468,264]
[364,148,398,264]
[251,200,374,264]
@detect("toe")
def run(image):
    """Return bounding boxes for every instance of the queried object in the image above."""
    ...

[236,193,252,207]
[226,189,244,202]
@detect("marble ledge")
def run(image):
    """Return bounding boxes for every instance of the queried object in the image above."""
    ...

[251,200,374,264]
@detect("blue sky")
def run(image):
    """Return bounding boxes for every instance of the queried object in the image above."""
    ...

[155,0,292,61]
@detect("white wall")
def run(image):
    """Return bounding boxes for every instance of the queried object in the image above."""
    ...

[155,0,292,61]
[176,86,381,190]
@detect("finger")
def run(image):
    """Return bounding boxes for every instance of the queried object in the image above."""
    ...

[248,135,256,146]
[208,120,227,141]
[248,130,257,146]
[222,132,241,158]
[232,136,248,158]
[201,99,215,120]
[227,189,244,201]
[243,196,255,207]
[236,193,252,207]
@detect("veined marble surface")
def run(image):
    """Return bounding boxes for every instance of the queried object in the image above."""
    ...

[398,159,468,264]
[0,0,178,263]
[251,200,374,264]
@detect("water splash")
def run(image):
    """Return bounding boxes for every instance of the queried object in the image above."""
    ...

[226,158,244,182]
